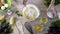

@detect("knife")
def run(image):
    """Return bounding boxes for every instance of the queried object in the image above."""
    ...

[24,22,33,34]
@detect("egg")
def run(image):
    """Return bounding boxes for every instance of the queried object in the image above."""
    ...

[1,6,5,10]
[4,4,8,8]
[40,18,47,24]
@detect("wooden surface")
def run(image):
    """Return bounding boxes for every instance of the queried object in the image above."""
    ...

[11,0,60,34]
[0,0,59,34]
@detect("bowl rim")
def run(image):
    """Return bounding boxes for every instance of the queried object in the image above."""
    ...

[22,4,40,21]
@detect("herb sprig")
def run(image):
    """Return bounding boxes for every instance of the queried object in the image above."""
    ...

[0,20,13,34]
[46,20,60,34]
[15,11,22,16]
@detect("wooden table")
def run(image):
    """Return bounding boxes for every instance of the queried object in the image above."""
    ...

[0,0,60,34]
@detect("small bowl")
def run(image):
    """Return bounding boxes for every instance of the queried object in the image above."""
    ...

[34,24,44,32]
[0,0,11,12]
[40,17,48,24]
[22,4,40,21]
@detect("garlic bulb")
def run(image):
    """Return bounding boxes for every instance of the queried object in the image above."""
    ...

[4,4,8,8]
[1,6,5,10]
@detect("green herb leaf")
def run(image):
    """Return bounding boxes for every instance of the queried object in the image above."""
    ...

[16,11,22,16]
[44,0,60,7]
[52,20,60,28]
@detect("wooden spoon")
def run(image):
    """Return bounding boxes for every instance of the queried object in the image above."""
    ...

[47,0,57,18]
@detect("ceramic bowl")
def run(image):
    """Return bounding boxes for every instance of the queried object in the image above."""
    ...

[0,0,11,12]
